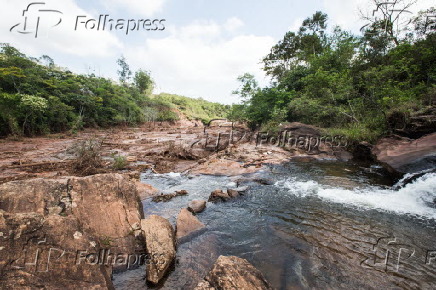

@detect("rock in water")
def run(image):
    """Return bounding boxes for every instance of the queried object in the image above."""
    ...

[195,255,272,290]
[176,208,206,241]
[188,199,207,213]
[152,190,189,202]
[226,189,240,198]
[136,182,160,200]
[141,215,176,284]
[208,189,230,202]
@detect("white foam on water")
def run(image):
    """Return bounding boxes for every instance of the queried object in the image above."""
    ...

[276,173,436,219]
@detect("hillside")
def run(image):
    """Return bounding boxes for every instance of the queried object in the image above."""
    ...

[0,45,229,137]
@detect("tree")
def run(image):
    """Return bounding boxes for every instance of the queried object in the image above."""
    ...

[116,56,132,84]
[360,0,417,49]
[412,7,436,39]
[134,70,153,94]
[232,73,259,102]
[263,11,328,81]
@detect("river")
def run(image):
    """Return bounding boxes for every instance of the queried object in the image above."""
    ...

[113,160,436,289]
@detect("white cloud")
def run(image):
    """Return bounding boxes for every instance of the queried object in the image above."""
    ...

[224,17,244,32]
[0,0,122,58]
[126,19,274,104]
[103,0,166,17]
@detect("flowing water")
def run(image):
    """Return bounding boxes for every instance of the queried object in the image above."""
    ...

[113,161,436,289]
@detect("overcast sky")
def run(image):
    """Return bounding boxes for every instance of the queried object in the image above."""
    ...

[1,0,433,104]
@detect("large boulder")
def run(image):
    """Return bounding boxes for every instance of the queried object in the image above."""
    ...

[141,215,176,284]
[176,208,205,241]
[195,256,272,290]
[372,133,436,174]
[0,173,145,289]
[0,211,114,289]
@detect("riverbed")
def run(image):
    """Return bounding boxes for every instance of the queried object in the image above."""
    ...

[114,160,436,289]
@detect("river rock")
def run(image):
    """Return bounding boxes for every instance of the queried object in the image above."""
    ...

[152,190,189,202]
[372,133,436,174]
[208,189,230,202]
[141,215,176,284]
[226,189,240,198]
[136,182,160,200]
[190,159,260,176]
[195,255,272,290]
[176,208,206,241]
[0,212,113,289]
[0,173,145,288]
[188,199,207,213]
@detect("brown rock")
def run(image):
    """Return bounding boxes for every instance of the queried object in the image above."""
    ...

[141,215,176,284]
[188,199,207,213]
[136,182,160,200]
[175,190,188,196]
[227,189,240,198]
[68,174,144,253]
[176,208,205,241]
[0,173,146,289]
[208,189,230,202]
[190,159,260,176]
[0,174,144,254]
[197,255,272,290]
[152,190,189,202]
[372,133,436,174]
[0,211,114,289]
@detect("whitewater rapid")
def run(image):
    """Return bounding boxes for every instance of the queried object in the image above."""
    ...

[275,173,436,220]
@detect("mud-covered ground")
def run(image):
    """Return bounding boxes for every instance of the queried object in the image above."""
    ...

[0,121,316,184]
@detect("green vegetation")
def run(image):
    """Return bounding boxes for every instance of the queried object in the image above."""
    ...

[0,46,229,137]
[154,93,230,124]
[112,155,128,170]
[70,138,104,176]
[230,3,435,142]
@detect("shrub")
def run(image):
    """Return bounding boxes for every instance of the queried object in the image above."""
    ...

[70,138,104,176]
[112,155,128,170]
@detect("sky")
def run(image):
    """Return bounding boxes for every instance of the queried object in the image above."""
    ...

[1,0,434,104]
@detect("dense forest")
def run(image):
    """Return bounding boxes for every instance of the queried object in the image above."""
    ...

[0,46,229,137]
[229,3,435,142]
